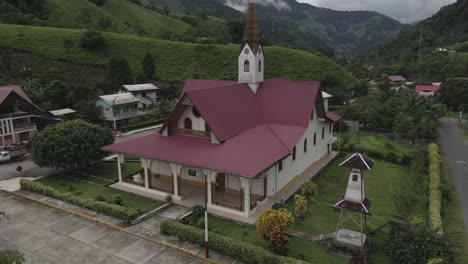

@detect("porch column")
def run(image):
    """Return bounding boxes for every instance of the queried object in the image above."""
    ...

[117,154,123,183]
[142,158,149,189]
[240,177,252,217]
[202,170,216,206]
[169,163,182,198]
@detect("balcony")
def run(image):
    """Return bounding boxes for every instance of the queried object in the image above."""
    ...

[14,123,36,133]
[170,127,210,139]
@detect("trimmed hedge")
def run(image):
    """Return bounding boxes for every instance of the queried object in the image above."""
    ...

[428,143,443,233]
[160,220,308,264]
[121,118,165,132]
[20,179,138,220]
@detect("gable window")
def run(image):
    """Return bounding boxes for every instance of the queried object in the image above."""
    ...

[258,60,262,72]
[304,139,308,153]
[278,159,283,171]
[184,118,192,129]
[292,147,296,161]
[244,60,250,72]
[322,126,325,139]
[192,107,201,118]
[313,133,317,145]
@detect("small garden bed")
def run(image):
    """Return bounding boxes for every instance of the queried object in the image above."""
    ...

[34,161,163,216]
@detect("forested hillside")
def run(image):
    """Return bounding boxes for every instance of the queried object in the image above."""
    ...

[0,0,405,56]
[363,0,468,83]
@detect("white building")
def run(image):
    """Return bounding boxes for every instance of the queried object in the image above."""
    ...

[122,83,159,108]
[103,2,342,223]
[96,93,147,128]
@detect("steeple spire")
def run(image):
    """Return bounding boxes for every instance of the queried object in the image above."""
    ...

[242,0,261,52]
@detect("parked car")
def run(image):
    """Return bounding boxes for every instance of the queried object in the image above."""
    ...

[0,144,28,162]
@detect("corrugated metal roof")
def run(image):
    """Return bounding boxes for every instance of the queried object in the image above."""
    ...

[415,85,440,93]
[49,108,76,116]
[98,93,140,105]
[123,83,159,92]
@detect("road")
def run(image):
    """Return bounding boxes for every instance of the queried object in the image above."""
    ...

[0,191,204,264]
[0,128,159,180]
[438,118,468,235]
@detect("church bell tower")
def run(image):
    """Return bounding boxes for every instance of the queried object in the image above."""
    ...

[238,0,264,93]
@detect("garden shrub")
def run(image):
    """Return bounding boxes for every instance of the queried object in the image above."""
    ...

[294,194,307,221]
[0,249,24,264]
[269,231,289,256]
[94,195,106,202]
[428,143,443,232]
[192,205,205,218]
[300,181,318,199]
[20,179,137,220]
[160,220,307,264]
[386,221,455,264]
[113,195,124,206]
[256,208,294,239]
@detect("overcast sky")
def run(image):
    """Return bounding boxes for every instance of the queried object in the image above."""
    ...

[297,0,456,23]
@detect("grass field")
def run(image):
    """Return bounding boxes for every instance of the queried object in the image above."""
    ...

[36,161,163,213]
[205,216,347,264]
[337,133,415,157]
[44,0,189,38]
[0,24,358,87]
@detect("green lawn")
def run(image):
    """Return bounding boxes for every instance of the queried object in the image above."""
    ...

[201,158,419,263]
[0,24,358,87]
[337,133,415,157]
[206,216,347,264]
[80,161,142,182]
[36,161,163,214]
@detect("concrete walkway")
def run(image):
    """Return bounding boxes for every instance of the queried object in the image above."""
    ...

[10,190,242,264]
[438,118,468,236]
[0,191,206,264]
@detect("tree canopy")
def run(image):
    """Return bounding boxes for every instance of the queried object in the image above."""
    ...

[142,52,155,79]
[31,119,114,169]
[436,79,468,112]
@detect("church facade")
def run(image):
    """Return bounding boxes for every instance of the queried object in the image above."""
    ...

[103,1,341,223]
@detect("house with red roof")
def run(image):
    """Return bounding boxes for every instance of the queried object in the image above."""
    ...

[103,1,342,222]
[415,85,441,97]
[0,85,48,147]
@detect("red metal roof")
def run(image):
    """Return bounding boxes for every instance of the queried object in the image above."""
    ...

[104,76,333,177]
[388,75,406,82]
[325,112,342,123]
[0,85,33,104]
[415,85,440,93]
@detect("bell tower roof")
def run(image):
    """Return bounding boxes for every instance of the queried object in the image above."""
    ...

[241,0,262,53]
[339,153,374,170]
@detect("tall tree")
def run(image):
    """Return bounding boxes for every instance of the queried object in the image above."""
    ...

[108,57,133,92]
[142,52,155,79]
[31,120,114,169]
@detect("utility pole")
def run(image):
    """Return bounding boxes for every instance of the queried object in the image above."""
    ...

[204,173,209,258]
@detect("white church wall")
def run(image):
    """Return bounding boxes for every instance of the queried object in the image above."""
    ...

[227,174,241,191]
[178,104,207,132]
[266,107,334,196]
[238,44,264,85]
[150,160,172,176]
[251,176,265,196]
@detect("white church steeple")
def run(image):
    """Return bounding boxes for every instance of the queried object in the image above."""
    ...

[238,0,264,93]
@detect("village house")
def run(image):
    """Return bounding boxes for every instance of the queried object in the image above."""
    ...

[122,83,159,108]
[387,75,406,85]
[103,2,342,223]
[49,108,77,120]
[96,93,147,129]
[415,84,441,97]
[0,85,49,147]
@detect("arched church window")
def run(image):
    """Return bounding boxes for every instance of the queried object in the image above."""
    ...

[258,60,262,72]
[244,60,250,72]
[184,118,192,129]
[192,107,201,118]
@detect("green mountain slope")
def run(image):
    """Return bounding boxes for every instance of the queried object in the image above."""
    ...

[370,0,468,63]
[44,0,190,38]
[0,24,358,90]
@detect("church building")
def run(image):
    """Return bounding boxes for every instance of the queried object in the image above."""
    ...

[103,1,342,223]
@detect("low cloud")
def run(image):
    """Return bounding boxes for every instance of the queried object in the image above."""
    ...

[225,0,291,11]
[299,0,456,23]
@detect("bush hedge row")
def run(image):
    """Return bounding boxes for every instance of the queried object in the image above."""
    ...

[160,220,308,264]
[20,179,138,220]
[121,118,165,132]
[428,143,443,232]
[338,144,413,164]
